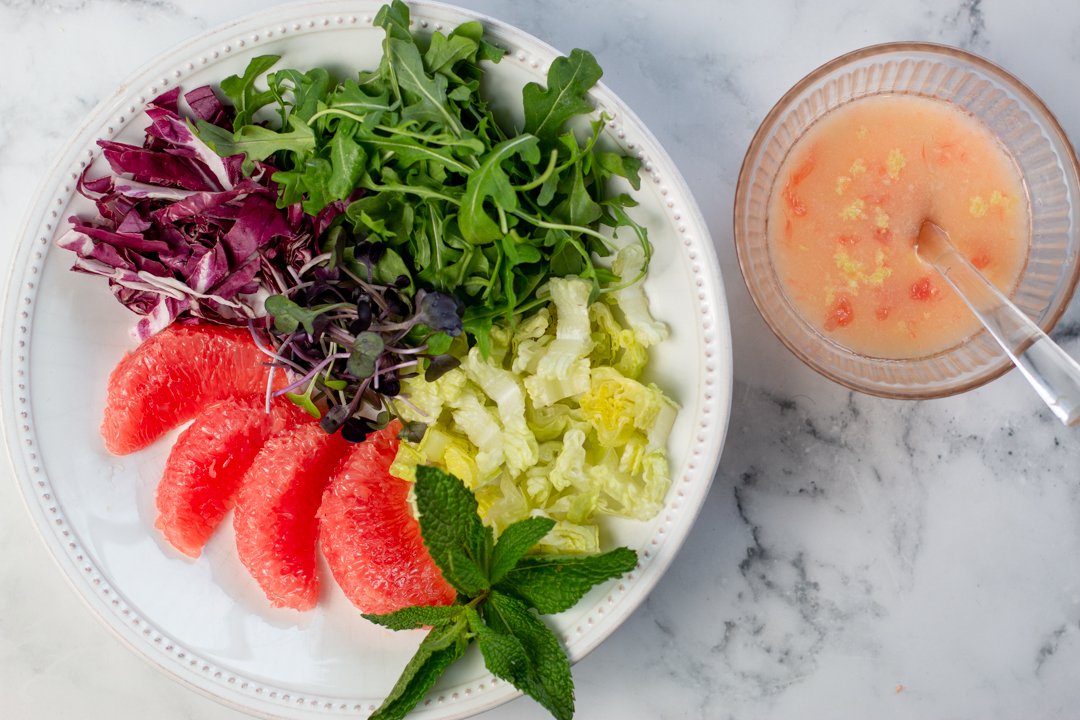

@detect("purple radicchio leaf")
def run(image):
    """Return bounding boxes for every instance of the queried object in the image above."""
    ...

[184,86,233,130]
[99,140,219,192]
[148,87,182,114]
[145,107,233,191]
[224,194,294,265]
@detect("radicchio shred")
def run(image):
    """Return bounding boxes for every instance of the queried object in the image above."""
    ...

[56,86,351,341]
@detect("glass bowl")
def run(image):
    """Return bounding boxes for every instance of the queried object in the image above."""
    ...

[734,42,1080,398]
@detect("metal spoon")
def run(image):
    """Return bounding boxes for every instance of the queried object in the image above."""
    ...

[916,221,1080,425]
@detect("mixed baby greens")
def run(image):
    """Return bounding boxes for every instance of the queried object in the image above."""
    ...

[60,0,651,443]
[365,465,637,720]
[188,0,650,437]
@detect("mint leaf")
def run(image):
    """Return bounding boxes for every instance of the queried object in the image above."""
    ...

[363,604,463,631]
[414,465,494,594]
[459,135,541,244]
[483,589,574,720]
[522,49,602,143]
[489,517,555,584]
[369,620,469,720]
[466,605,533,687]
[496,548,638,614]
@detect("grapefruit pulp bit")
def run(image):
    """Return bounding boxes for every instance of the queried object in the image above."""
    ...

[318,421,457,614]
[101,324,287,455]
[155,395,309,558]
[234,423,351,611]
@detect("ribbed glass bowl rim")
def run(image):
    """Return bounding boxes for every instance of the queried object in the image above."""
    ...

[733,41,1080,399]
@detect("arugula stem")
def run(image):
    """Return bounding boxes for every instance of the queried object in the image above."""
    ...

[306,108,370,125]
[508,209,616,249]
[513,149,558,191]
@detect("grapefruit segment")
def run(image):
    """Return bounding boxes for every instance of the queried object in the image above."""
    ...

[102,324,285,455]
[155,395,307,558]
[234,423,351,611]
[318,421,456,614]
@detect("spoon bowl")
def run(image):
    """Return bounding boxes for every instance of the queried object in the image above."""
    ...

[916,221,1080,425]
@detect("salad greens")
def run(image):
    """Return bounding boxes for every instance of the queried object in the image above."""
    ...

[59,0,653,445]
[364,465,637,720]
[194,0,650,359]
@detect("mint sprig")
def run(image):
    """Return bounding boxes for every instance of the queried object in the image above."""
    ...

[363,466,637,720]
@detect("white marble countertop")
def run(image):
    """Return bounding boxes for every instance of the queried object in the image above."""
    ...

[3,1,1080,718]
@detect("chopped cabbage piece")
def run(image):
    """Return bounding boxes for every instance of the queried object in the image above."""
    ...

[449,387,505,478]
[590,446,670,520]
[615,331,648,379]
[388,426,481,489]
[532,517,601,555]
[388,441,424,482]
[524,356,591,407]
[463,347,539,475]
[482,473,531,536]
[647,393,680,452]
[487,322,513,368]
[527,402,572,442]
[547,428,589,494]
[536,278,594,380]
[396,367,468,426]
[579,366,669,446]
[511,335,552,375]
[513,306,551,347]
[612,244,669,347]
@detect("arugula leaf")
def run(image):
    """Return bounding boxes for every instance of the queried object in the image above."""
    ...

[267,67,330,123]
[496,548,639,614]
[522,49,603,143]
[551,161,602,226]
[595,151,643,191]
[389,37,464,136]
[362,604,464,631]
[196,116,315,175]
[483,589,575,720]
[330,80,391,128]
[369,620,469,720]
[424,28,479,79]
[328,131,367,202]
[220,55,281,131]
[459,135,541,244]
[301,158,334,215]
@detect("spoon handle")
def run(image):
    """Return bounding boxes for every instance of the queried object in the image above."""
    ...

[930,244,1080,425]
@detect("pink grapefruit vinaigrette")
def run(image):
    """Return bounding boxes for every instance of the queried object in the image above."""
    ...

[766,94,1031,359]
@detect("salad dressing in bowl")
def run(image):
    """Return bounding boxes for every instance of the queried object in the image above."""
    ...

[767,93,1031,359]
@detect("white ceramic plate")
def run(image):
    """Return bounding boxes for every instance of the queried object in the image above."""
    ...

[0,2,732,718]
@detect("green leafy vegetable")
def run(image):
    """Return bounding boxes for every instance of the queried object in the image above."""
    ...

[362,466,637,720]
[193,0,650,364]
